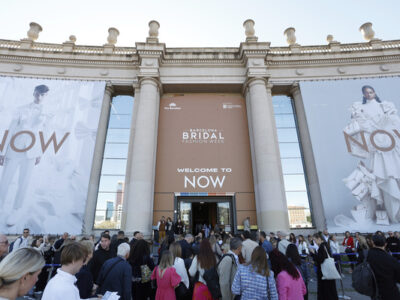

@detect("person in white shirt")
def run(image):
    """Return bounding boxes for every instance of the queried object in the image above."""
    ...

[277,231,291,255]
[329,235,340,254]
[42,242,87,300]
[241,231,258,263]
[11,229,30,252]
[169,242,189,289]
[243,217,250,233]
[322,229,330,243]
[0,247,45,300]
[297,235,309,256]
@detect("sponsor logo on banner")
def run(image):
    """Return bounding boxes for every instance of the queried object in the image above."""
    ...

[182,128,224,144]
[223,102,242,109]
[164,102,182,110]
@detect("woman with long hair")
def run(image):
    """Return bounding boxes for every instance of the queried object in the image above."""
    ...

[297,235,309,256]
[232,246,278,300]
[313,233,338,300]
[355,233,369,263]
[151,250,181,300]
[169,242,189,297]
[0,247,45,300]
[129,239,155,300]
[189,239,217,300]
[289,233,298,246]
[286,244,309,300]
[270,248,306,300]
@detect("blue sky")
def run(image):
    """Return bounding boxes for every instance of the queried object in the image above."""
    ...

[0,0,398,47]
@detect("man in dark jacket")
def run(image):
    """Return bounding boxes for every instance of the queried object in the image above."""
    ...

[88,233,115,284]
[96,243,132,300]
[110,231,126,253]
[367,234,400,300]
[179,234,193,259]
[129,231,143,247]
[53,232,68,250]
[386,231,400,259]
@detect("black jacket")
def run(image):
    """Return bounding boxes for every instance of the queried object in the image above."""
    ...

[96,256,132,300]
[88,246,116,284]
[386,237,400,254]
[76,265,93,299]
[367,247,400,300]
[179,239,193,259]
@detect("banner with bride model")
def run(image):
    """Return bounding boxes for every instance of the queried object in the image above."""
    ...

[0,77,105,234]
[301,77,400,232]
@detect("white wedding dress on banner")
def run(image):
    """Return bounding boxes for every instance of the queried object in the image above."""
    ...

[335,98,400,228]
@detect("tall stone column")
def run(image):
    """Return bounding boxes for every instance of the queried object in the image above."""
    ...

[83,83,113,234]
[123,77,161,236]
[291,83,326,230]
[245,78,290,232]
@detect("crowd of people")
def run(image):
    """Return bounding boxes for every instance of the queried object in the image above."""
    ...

[0,226,399,300]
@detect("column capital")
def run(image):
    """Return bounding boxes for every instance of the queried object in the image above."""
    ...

[138,76,163,93]
[289,81,300,95]
[105,81,114,96]
[242,77,270,95]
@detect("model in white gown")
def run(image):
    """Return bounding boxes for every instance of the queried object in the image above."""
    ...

[336,85,400,227]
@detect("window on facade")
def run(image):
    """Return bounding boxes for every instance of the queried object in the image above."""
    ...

[94,95,134,229]
[272,95,313,228]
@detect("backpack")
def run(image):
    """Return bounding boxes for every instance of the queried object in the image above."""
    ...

[203,266,222,299]
[352,261,379,298]
[217,254,236,268]
[8,236,22,252]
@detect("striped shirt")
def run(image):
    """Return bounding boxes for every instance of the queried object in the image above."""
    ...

[231,264,278,300]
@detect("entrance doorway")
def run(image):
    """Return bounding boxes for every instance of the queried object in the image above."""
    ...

[192,202,217,235]
[176,196,235,234]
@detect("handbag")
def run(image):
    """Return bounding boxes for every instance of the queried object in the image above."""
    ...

[175,282,189,299]
[140,264,152,283]
[321,246,341,280]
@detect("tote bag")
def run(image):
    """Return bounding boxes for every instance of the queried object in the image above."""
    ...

[321,246,341,280]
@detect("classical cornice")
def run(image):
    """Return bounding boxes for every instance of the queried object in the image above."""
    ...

[0,54,139,66]
[1,39,400,67]
[267,54,400,66]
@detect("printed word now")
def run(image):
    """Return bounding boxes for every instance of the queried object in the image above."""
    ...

[184,175,226,189]
[0,130,70,154]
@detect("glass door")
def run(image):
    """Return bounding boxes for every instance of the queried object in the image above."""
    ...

[217,202,231,233]
[179,202,192,234]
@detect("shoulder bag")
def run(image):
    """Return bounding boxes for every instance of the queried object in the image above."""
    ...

[321,246,341,280]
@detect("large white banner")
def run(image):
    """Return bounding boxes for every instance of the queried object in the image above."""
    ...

[0,77,105,234]
[301,78,400,233]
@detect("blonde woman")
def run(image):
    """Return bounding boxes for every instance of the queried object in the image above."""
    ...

[151,250,181,300]
[0,247,45,300]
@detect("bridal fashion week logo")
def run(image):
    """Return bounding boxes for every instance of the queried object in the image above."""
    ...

[182,128,224,144]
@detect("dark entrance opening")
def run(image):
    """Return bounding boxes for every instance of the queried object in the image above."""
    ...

[176,196,236,234]
[192,202,217,235]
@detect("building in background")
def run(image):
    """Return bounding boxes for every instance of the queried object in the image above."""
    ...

[1,21,400,235]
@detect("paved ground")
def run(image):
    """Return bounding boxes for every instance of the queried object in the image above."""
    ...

[307,271,369,300]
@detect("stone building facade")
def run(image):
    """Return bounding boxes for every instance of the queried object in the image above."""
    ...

[1,20,400,236]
